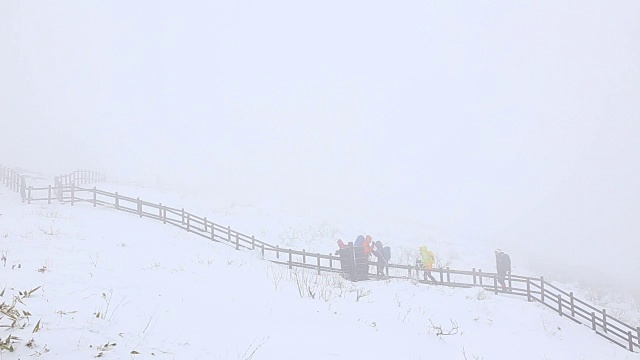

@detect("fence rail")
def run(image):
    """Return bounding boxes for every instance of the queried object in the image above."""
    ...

[3,169,638,353]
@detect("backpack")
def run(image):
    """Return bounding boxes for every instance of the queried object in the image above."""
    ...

[504,254,511,271]
[382,246,391,262]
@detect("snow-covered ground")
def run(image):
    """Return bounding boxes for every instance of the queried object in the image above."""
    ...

[1,179,639,360]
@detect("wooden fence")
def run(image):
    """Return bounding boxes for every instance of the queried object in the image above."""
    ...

[4,172,639,353]
[55,169,106,187]
[0,165,27,201]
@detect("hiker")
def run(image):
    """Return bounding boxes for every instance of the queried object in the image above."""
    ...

[495,249,511,290]
[354,235,365,247]
[372,241,385,276]
[363,235,374,257]
[372,240,391,277]
[419,245,438,283]
[337,239,348,249]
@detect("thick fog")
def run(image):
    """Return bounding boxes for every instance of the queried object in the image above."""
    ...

[2,1,639,295]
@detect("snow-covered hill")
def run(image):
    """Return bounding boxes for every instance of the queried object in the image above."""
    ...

[1,183,639,360]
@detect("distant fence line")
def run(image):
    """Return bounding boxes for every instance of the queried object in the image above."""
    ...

[54,169,106,187]
[1,166,638,353]
[0,165,27,201]
[0,166,106,203]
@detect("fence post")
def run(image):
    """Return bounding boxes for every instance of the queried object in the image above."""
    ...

[591,312,596,331]
[628,331,634,352]
[159,203,165,223]
[204,217,207,232]
[47,185,52,205]
[235,232,239,250]
[227,226,231,245]
[93,187,97,207]
[251,236,255,250]
[446,267,450,283]
[261,243,265,258]
[181,208,185,225]
[493,275,498,294]
[70,183,75,206]
[508,272,512,289]
[20,176,26,202]
[115,192,119,210]
[603,309,608,333]
[27,186,32,204]
[288,251,292,270]
[210,224,215,241]
[479,269,483,285]
[472,268,476,286]
[317,255,321,274]
[526,279,531,302]
[558,294,563,316]
[540,276,545,302]
[302,249,306,264]
[329,253,332,269]
[57,181,63,202]
[137,197,142,217]
[570,292,575,317]
[186,214,190,231]
[276,245,280,259]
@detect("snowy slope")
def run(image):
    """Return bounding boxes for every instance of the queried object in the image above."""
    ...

[1,183,639,360]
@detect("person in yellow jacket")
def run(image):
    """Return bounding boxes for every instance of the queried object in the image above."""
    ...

[419,245,438,283]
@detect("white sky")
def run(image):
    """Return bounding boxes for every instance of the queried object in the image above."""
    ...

[1,1,639,292]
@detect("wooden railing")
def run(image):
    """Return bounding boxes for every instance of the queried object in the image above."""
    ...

[55,169,106,187]
[0,165,27,201]
[3,171,639,353]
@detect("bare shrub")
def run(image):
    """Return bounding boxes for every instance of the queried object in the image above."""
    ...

[237,337,269,360]
[266,265,285,291]
[428,318,460,338]
[288,268,360,302]
[93,289,127,321]
[475,289,489,301]
[434,253,452,269]
[353,287,371,302]
[397,247,420,265]
[38,225,60,239]
[462,347,484,360]
[279,223,340,252]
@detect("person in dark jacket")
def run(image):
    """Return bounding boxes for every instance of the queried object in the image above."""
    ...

[372,241,389,277]
[495,249,511,290]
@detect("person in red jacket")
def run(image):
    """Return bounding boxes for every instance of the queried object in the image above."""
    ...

[363,235,374,257]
